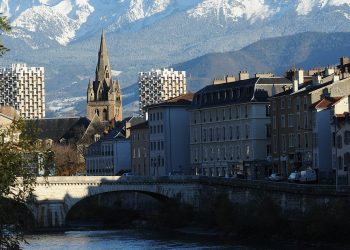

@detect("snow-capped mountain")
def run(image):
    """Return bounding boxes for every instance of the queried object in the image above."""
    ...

[3,0,350,117]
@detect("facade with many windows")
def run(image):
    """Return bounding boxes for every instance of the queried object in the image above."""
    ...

[145,93,193,176]
[0,63,45,119]
[130,121,150,176]
[139,68,186,114]
[190,77,292,179]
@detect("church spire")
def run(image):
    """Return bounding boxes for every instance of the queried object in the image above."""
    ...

[95,30,111,84]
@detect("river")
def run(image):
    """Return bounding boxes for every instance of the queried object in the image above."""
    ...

[22,229,325,250]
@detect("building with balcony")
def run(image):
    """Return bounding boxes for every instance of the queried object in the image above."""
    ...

[139,68,186,114]
[190,76,292,179]
[0,63,45,119]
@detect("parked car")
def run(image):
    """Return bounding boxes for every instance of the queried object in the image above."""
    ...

[268,173,284,181]
[288,171,300,183]
[299,169,317,183]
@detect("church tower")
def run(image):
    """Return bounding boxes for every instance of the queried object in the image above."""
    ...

[87,31,122,122]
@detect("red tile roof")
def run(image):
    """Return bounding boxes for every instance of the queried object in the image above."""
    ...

[311,96,343,109]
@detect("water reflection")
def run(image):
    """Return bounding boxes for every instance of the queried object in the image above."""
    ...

[24,230,240,250]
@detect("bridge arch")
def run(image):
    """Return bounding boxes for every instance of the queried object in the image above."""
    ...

[65,190,171,226]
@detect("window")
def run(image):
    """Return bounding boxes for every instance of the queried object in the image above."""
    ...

[296,97,300,111]
[305,133,309,149]
[281,98,285,109]
[304,96,308,109]
[289,134,295,148]
[298,134,301,148]
[287,97,291,108]
[223,127,226,141]
[245,106,248,118]
[265,105,271,117]
[337,135,343,149]
[209,128,213,141]
[304,112,308,129]
[236,126,240,139]
[282,135,286,152]
[229,126,233,140]
[273,135,277,153]
[245,124,250,138]
[344,131,350,145]
[236,106,240,118]
[266,144,271,156]
[266,124,271,138]
[272,116,276,129]
[344,152,350,170]
[281,115,285,128]
[338,156,343,170]
[216,127,220,141]
[203,129,207,142]
[245,145,250,159]
[288,114,294,127]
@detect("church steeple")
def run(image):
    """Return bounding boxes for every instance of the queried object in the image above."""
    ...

[95,30,111,86]
[87,30,123,122]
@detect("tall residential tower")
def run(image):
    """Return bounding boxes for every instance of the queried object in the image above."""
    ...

[87,31,122,122]
[0,64,45,119]
[138,68,186,114]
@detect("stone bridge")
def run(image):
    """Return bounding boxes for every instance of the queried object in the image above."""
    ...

[26,176,350,228]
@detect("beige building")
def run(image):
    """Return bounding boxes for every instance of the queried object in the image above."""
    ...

[87,31,123,122]
[139,68,186,114]
[0,63,45,119]
[190,76,292,179]
[130,121,150,176]
[270,65,350,178]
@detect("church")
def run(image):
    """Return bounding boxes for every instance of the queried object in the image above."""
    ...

[87,31,123,122]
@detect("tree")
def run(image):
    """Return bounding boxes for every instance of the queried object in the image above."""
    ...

[0,13,11,55]
[0,119,45,249]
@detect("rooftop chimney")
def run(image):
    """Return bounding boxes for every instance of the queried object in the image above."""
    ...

[239,71,249,81]
[341,56,349,66]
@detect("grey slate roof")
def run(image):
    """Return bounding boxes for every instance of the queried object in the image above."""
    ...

[191,77,292,109]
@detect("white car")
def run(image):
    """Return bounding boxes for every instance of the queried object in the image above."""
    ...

[299,169,317,183]
[268,173,284,181]
[288,171,300,182]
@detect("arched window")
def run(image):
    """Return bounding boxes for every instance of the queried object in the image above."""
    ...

[103,108,108,121]
[95,109,100,116]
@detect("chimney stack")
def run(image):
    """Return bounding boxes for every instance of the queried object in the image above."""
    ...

[239,71,249,81]
[341,56,349,66]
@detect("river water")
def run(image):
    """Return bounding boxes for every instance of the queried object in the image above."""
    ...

[22,229,290,250]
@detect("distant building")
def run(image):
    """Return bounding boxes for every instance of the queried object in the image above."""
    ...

[139,68,186,114]
[130,121,150,176]
[85,117,142,176]
[190,76,292,179]
[87,31,123,122]
[0,63,45,119]
[270,66,350,179]
[312,96,347,183]
[145,93,193,176]
[332,109,350,185]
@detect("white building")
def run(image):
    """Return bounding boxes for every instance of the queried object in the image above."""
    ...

[139,68,186,114]
[312,96,346,183]
[0,64,45,119]
[145,93,193,176]
[190,77,292,179]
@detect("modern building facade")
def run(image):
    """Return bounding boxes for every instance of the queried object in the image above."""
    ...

[87,31,122,122]
[139,68,186,114]
[190,76,292,179]
[0,63,45,119]
[145,93,193,176]
[130,121,150,176]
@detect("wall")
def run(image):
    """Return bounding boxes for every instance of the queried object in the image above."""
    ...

[114,140,131,174]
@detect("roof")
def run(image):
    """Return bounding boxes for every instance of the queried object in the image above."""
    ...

[145,93,194,109]
[23,117,83,142]
[130,121,148,130]
[311,96,343,110]
[191,77,292,109]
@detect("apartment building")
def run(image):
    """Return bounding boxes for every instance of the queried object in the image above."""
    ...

[139,68,186,114]
[0,64,45,119]
[130,121,150,176]
[145,93,193,176]
[190,76,292,179]
[270,65,350,178]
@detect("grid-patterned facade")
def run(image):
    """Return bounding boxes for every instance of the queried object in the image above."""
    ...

[0,64,45,119]
[138,68,186,114]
